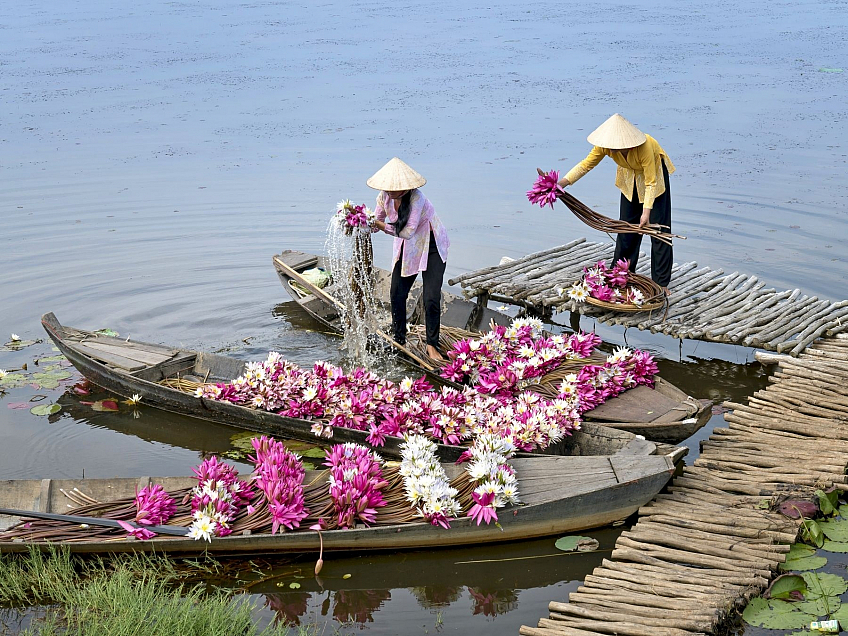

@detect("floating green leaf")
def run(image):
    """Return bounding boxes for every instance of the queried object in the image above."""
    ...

[742,597,817,629]
[37,355,66,363]
[822,540,848,553]
[818,67,844,73]
[796,595,840,616]
[554,535,599,552]
[816,489,839,516]
[782,544,828,572]
[819,519,848,542]
[342,574,352,580]
[289,582,300,589]
[803,571,848,600]
[766,574,807,600]
[801,519,825,548]
[0,373,28,388]
[30,403,61,416]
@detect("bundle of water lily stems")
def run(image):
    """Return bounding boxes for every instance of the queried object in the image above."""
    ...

[0,467,477,543]
[583,273,666,313]
[535,168,685,245]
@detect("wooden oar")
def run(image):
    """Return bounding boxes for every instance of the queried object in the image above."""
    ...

[0,508,190,537]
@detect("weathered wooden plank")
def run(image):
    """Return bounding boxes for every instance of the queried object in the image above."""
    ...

[71,343,147,372]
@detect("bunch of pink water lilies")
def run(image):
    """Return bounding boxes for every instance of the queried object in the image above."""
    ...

[563,259,646,306]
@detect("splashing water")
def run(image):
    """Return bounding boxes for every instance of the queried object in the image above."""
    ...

[325,217,385,367]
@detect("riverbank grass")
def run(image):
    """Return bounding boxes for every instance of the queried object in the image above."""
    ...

[0,548,293,635]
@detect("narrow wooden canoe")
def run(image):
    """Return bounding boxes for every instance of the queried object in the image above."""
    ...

[41,312,684,464]
[0,453,675,555]
[272,250,710,443]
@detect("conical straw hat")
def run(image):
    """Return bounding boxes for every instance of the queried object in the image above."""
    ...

[586,113,647,149]
[366,157,426,191]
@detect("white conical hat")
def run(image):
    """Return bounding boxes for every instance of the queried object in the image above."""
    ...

[366,157,426,191]
[586,113,647,149]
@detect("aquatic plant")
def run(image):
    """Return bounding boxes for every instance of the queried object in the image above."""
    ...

[460,434,519,526]
[187,456,254,541]
[249,435,309,534]
[563,259,646,306]
[526,170,564,208]
[399,434,461,528]
[325,442,388,528]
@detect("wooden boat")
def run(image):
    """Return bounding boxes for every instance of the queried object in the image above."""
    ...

[41,312,686,465]
[272,250,710,443]
[0,452,676,555]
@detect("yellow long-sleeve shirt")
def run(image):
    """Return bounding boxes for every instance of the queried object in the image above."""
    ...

[564,134,675,210]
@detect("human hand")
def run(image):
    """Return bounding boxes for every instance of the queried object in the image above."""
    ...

[639,209,651,228]
[372,220,386,232]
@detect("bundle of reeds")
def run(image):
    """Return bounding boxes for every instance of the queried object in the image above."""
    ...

[536,168,685,245]
[583,272,666,313]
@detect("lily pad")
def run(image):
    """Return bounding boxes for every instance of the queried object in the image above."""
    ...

[742,597,817,629]
[37,355,66,363]
[822,540,848,552]
[766,574,807,600]
[554,535,599,552]
[796,595,839,616]
[819,519,848,542]
[802,519,825,548]
[0,373,29,388]
[7,402,31,410]
[1,339,39,351]
[817,489,839,516]
[781,544,828,572]
[289,582,301,589]
[802,571,848,599]
[91,400,119,412]
[31,403,61,416]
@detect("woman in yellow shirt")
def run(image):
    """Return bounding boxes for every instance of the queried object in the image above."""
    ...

[558,114,676,292]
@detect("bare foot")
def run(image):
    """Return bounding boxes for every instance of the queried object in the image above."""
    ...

[426,345,445,362]
[662,286,670,296]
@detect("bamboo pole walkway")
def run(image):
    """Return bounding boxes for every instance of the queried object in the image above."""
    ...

[519,334,848,636]
[448,238,848,356]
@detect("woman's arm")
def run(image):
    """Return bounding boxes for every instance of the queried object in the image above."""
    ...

[373,192,395,234]
[559,146,606,187]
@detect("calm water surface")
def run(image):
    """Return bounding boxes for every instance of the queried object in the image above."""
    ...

[1,0,846,633]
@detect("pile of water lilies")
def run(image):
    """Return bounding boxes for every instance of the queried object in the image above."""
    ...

[196,353,577,453]
[120,434,519,542]
[561,259,646,307]
[196,317,658,452]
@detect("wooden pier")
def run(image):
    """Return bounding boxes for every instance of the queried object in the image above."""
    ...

[449,239,848,356]
[519,334,848,636]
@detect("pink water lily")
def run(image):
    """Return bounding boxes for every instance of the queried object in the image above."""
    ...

[325,443,387,529]
[527,170,564,209]
[468,491,499,526]
[133,484,176,526]
[117,519,157,540]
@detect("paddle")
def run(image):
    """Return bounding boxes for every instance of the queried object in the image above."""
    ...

[0,508,190,537]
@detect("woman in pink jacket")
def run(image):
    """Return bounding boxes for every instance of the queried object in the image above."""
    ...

[368,158,450,361]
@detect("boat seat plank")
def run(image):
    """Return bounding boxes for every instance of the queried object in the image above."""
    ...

[611,455,674,484]
[77,340,173,366]
[62,330,181,357]
[615,438,658,456]
[585,385,683,423]
[277,250,319,272]
[71,343,147,372]
[520,476,620,504]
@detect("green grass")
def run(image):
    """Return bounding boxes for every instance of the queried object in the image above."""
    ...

[0,549,297,636]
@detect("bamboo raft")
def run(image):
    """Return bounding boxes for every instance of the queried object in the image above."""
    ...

[520,333,848,636]
[449,238,848,356]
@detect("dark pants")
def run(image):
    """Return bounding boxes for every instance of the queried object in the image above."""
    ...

[613,160,672,287]
[390,231,446,348]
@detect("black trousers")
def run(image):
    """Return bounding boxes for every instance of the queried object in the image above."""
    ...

[390,231,446,347]
[613,160,672,287]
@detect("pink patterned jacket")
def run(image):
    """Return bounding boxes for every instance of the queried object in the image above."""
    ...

[374,189,449,277]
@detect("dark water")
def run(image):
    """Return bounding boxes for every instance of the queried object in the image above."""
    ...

[1,0,846,633]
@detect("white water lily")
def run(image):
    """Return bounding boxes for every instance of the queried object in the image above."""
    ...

[0,369,7,379]
[188,515,216,542]
[10,334,20,342]
[126,393,142,406]
[607,346,633,364]
[567,283,589,302]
